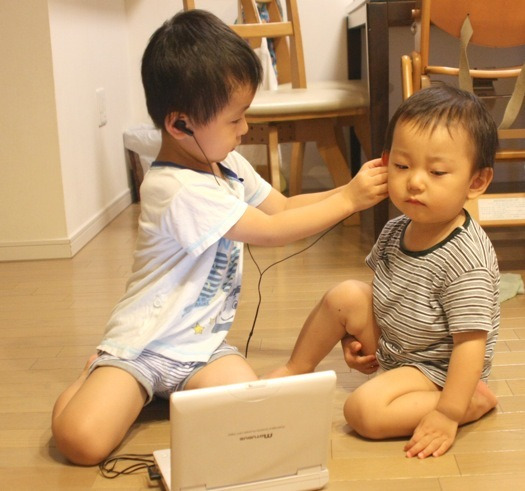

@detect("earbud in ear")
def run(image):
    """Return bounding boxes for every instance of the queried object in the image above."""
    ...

[174,119,194,136]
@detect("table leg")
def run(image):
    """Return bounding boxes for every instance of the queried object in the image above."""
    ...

[367,1,390,239]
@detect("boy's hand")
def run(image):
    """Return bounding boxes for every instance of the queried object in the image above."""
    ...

[404,409,458,459]
[341,335,379,374]
[344,158,388,212]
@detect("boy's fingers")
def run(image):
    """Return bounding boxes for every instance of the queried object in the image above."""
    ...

[432,440,451,457]
[361,158,383,169]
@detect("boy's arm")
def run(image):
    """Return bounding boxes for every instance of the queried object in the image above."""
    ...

[404,330,487,459]
[260,157,386,214]
[225,159,387,246]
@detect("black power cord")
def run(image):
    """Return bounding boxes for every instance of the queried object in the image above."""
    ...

[99,453,160,480]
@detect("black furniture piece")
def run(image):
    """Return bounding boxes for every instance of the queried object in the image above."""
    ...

[348,0,417,238]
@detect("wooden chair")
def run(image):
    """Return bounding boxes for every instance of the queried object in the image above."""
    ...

[183,0,371,195]
[401,0,525,227]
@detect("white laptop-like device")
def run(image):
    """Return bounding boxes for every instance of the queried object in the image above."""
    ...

[153,370,336,491]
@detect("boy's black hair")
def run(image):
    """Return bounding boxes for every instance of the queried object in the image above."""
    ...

[141,9,263,128]
[384,84,498,170]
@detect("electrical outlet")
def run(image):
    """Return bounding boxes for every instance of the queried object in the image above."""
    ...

[96,87,107,127]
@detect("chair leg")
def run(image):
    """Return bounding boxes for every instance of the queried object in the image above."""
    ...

[318,124,360,226]
[267,125,281,191]
[289,142,306,195]
[351,113,372,160]
[316,123,352,189]
[349,128,361,177]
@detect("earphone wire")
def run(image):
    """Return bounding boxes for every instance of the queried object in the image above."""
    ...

[96,224,342,480]
[192,134,221,186]
[244,219,345,357]
[99,453,156,479]
[180,128,346,356]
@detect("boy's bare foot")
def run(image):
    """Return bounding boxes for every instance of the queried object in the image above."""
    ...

[260,365,294,379]
[476,380,498,408]
[463,380,498,423]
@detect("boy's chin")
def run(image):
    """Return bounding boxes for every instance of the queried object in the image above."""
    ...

[217,151,233,162]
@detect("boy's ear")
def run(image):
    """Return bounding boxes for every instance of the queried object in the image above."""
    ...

[467,167,493,200]
[164,113,188,139]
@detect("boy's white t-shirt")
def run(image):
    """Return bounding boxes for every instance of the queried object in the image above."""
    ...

[97,151,272,362]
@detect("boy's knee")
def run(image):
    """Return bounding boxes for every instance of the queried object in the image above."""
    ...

[343,393,383,440]
[52,417,113,466]
[326,280,370,307]
[323,280,361,311]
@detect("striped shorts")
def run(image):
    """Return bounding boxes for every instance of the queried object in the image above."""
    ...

[89,341,242,404]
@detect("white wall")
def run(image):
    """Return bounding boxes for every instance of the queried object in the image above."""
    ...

[48,0,131,250]
[0,1,69,260]
[0,0,134,261]
[48,0,133,252]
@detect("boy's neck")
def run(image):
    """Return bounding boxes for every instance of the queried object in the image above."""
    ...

[156,138,222,177]
[403,211,466,252]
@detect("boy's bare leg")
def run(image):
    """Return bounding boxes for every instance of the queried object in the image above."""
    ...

[344,366,497,440]
[52,358,147,466]
[184,354,258,389]
[264,280,378,378]
[52,354,98,421]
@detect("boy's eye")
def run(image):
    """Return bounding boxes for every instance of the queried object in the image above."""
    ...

[232,114,246,124]
[431,170,447,176]
[393,163,408,170]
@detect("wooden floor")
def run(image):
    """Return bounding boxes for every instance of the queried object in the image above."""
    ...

[1,203,525,490]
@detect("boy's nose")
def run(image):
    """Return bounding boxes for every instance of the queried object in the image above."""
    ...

[407,172,424,192]
[239,117,249,136]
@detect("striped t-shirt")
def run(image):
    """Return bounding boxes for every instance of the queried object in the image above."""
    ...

[366,212,500,387]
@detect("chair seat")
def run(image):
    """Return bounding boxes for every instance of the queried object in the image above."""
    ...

[247,80,369,118]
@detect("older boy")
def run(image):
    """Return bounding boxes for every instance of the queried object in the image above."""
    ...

[51,9,387,465]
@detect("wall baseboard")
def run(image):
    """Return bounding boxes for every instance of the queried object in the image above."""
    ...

[69,191,133,257]
[0,190,133,262]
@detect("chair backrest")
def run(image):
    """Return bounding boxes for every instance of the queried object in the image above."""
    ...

[428,0,525,48]
[182,0,307,88]
[420,0,525,77]
[410,0,525,227]
[417,0,525,139]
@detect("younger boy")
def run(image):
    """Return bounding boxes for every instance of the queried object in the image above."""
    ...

[269,84,500,459]
[51,9,388,465]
